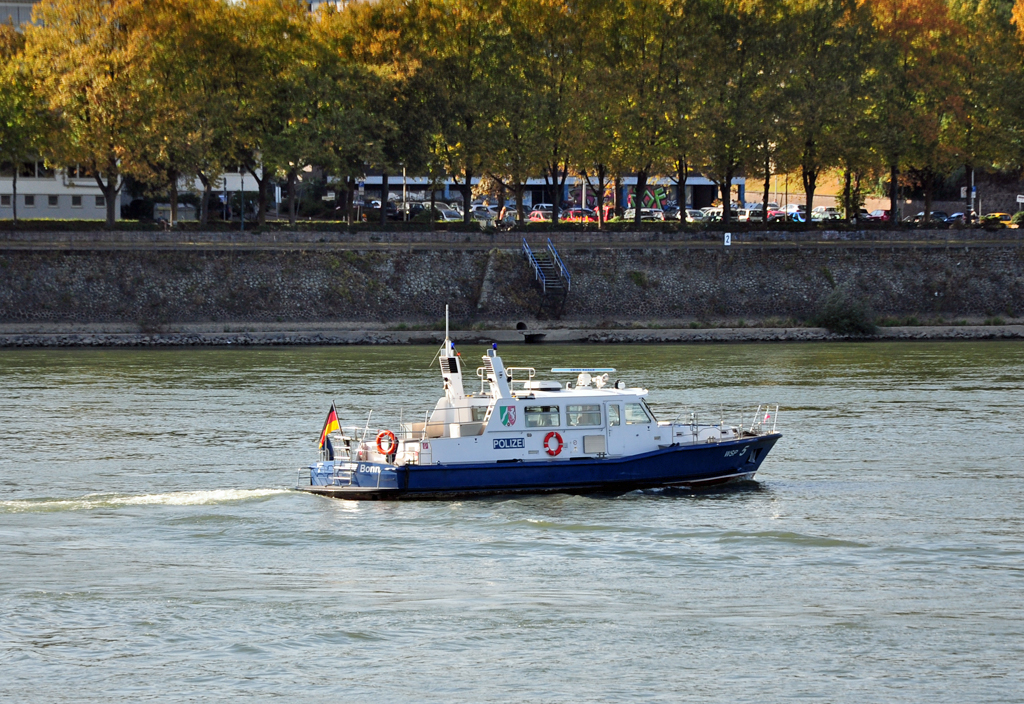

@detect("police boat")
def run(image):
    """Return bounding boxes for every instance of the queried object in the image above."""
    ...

[297,339,781,500]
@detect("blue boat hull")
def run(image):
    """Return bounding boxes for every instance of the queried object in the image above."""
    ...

[300,434,781,500]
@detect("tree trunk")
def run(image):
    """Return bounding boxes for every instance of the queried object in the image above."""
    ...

[287,169,298,226]
[96,172,119,228]
[843,166,852,223]
[801,141,818,229]
[515,185,524,223]
[380,171,389,225]
[720,167,733,225]
[923,168,933,223]
[762,150,771,223]
[246,166,267,226]
[889,162,899,224]
[966,163,973,221]
[613,174,622,218]
[198,172,211,227]
[634,170,647,225]
[554,161,570,225]
[11,168,17,223]
[347,176,355,226]
[677,158,688,212]
[802,170,817,230]
[168,168,179,226]
[461,169,472,224]
[429,179,436,230]
[596,164,606,228]
[852,172,862,223]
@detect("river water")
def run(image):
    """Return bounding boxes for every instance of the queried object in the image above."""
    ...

[1,342,1022,702]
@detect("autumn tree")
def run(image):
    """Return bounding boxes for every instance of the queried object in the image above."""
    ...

[0,22,47,223]
[868,0,958,221]
[418,0,506,222]
[26,0,155,226]
[785,0,871,224]
[689,0,772,223]
[601,0,680,224]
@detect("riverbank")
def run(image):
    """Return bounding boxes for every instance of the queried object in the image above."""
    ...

[2,324,1021,348]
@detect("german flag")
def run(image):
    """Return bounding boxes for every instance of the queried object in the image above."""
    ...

[318,403,340,448]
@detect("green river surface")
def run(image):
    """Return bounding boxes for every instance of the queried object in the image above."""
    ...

[1,341,1022,702]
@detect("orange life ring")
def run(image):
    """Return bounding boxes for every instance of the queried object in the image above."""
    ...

[543,431,563,456]
[376,430,397,455]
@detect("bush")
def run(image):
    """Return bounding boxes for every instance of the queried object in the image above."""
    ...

[1012,211,1024,226]
[811,286,877,335]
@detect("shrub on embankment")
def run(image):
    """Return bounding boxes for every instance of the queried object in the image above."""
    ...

[0,244,1021,327]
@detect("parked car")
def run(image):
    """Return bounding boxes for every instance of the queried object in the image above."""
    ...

[471,204,498,222]
[812,206,843,221]
[562,207,598,223]
[426,206,463,222]
[661,205,681,221]
[768,209,804,223]
[704,208,742,222]
[866,209,890,222]
[904,210,951,223]
[684,209,706,223]
[622,207,665,221]
[982,212,1014,227]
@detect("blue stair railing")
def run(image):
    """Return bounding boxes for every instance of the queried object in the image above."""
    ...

[547,238,571,293]
[522,238,547,293]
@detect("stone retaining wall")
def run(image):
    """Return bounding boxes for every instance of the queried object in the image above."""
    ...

[1,243,1022,327]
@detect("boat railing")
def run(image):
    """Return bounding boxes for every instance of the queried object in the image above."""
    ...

[506,366,536,389]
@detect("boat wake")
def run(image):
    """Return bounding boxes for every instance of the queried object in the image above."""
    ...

[0,488,290,513]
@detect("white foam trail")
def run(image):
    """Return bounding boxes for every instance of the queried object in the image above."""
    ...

[1,488,290,513]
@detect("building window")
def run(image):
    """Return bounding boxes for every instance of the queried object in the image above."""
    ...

[38,164,55,179]
[24,195,35,207]
[0,162,13,177]
[525,406,560,428]
[95,196,105,207]
[18,162,36,178]
[0,194,10,207]
[71,195,82,207]
[48,195,59,207]
[566,404,602,427]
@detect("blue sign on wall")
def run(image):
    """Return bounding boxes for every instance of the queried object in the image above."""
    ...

[493,438,525,450]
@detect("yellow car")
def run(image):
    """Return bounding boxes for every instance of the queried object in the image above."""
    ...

[983,212,1016,228]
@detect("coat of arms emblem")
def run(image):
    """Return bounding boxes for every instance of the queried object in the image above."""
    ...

[499,405,516,427]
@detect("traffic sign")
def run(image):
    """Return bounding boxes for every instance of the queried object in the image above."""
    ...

[1016,194,1024,204]
[724,232,732,246]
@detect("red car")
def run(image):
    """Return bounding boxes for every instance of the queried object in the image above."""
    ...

[866,209,890,222]
[562,208,597,223]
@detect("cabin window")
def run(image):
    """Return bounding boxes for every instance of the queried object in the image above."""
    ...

[608,404,620,426]
[566,404,601,426]
[525,405,559,427]
[472,406,488,422]
[625,403,652,425]
[641,399,658,422]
